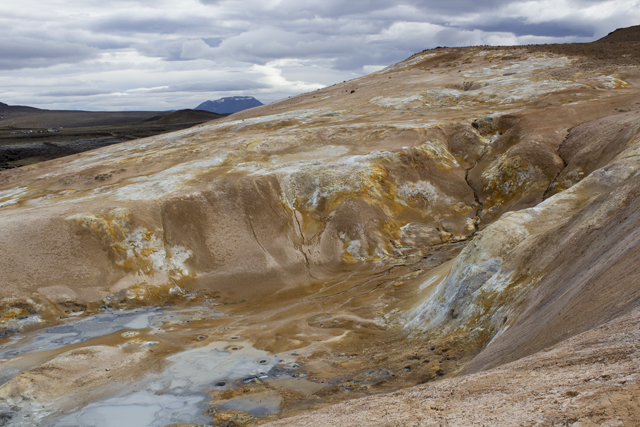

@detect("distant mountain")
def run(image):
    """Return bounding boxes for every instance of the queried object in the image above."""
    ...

[195,96,263,114]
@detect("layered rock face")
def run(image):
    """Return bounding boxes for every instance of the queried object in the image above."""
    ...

[1,37,640,424]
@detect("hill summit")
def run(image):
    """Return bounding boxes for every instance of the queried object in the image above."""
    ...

[195,96,263,114]
[598,24,640,42]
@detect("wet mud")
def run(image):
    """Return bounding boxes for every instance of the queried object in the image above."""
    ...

[0,245,471,426]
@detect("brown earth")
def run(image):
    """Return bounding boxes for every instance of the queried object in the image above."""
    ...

[0,28,640,425]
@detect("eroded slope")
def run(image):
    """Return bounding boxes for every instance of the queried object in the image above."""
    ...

[0,39,639,425]
[1,46,636,310]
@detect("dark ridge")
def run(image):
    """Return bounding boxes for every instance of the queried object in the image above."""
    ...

[0,109,224,170]
[143,109,224,124]
[597,25,640,43]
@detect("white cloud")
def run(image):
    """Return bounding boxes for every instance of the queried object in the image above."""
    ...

[250,60,326,94]
[0,0,636,110]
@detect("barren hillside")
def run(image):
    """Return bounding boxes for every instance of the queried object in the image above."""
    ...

[0,27,640,426]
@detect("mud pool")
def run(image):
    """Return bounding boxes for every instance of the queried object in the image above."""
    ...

[48,340,300,426]
[0,307,325,426]
[0,257,469,426]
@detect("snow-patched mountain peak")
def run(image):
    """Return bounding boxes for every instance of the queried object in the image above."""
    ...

[195,96,263,114]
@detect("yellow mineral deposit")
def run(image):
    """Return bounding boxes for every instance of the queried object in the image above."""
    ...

[1,30,640,426]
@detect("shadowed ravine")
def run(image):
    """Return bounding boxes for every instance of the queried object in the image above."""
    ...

[1,31,640,426]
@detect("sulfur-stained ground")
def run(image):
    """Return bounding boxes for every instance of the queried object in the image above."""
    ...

[1,29,640,426]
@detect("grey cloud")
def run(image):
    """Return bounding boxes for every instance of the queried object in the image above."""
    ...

[39,88,112,97]
[196,0,488,20]
[135,39,189,61]
[332,50,411,72]
[135,30,357,65]
[126,1,631,73]
[199,0,506,20]
[430,28,489,48]
[0,38,98,70]
[63,32,134,50]
[149,79,269,93]
[136,1,584,70]
[92,15,213,35]
[406,0,517,15]
[202,28,359,61]
[277,17,390,38]
[135,37,239,62]
[203,37,222,48]
[251,0,392,19]
[193,0,608,41]
[468,18,596,38]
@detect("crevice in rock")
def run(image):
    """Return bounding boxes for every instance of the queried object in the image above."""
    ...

[244,206,269,256]
[542,128,572,200]
[291,208,317,280]
[254,179,283,219]
[464,132,490,236]
[252,177,318,279]
[418,241,468,269]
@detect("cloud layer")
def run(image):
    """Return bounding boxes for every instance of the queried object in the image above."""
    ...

[0,0,638,111]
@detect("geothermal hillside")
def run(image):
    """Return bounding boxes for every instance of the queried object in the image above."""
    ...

[1,28,640,426]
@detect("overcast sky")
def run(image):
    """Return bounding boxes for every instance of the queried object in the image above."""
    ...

[1,0,638,111]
